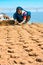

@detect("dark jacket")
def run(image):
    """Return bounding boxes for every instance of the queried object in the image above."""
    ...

[13,12,23,23]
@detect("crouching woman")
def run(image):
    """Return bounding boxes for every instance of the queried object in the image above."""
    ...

[13,7,31,24]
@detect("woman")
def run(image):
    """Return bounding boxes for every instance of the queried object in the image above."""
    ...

[13,7,31,24]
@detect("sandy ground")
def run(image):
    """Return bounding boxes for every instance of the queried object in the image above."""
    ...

[0,23,43,65]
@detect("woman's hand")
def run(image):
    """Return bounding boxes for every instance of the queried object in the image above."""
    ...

[14,19,19,24]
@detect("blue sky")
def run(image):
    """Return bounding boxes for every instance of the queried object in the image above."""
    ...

[0,0,43,8]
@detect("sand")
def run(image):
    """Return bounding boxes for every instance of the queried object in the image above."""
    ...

[0,22,43,65]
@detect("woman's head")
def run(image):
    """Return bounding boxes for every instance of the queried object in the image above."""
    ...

[16,7,23,14]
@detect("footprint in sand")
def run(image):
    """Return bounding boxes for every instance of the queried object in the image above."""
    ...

[24,41,29,44]
[28,53,38,57]
[6,38,11,41]
[31,39,39,43]
[7,50,14,53]
[41,31,43,33]
[41,47,43,50]
[36,58,43,62]
[25,49,33,52]
[6,41,12,44]
[8,47,12,49]
[28,61,33,63]
[19,62,25,65]
[38,30,41,32]
[38,44,43,50]
[38,44,42,46]
[10,55,16,58]
[6,36,11,39]
[19,39,24,42]
[0,55,1,58]
[10,55,19,58]
[13,60,17,64]
[19,35,22,38]
[23,46,28,48]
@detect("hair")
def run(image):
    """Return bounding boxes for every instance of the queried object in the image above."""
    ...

[16,8,22,15]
